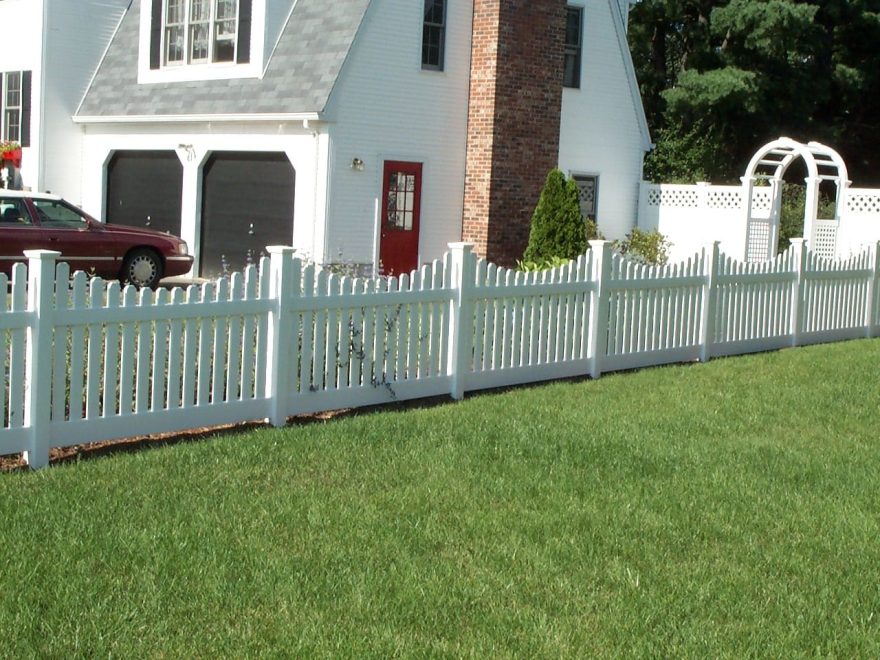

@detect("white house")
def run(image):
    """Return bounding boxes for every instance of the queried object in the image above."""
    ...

[63,0,650,277]
[0,0,130,197]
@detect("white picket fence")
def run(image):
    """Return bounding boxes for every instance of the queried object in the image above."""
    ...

[2,239,879,468]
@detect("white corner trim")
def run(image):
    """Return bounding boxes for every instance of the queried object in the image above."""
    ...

[608,0,652,151]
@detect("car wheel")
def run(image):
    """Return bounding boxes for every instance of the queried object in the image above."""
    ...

[121,248,163,288]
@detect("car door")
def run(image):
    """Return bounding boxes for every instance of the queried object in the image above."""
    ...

[0,197,41,277]
[29,198,119,278]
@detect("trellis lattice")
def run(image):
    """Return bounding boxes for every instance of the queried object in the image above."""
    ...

[707,190,742,209]
[845,193,880,215]
[646,188,700,208]
[812,221,838,258]
[746,219,771,262]
[750,189,772,211]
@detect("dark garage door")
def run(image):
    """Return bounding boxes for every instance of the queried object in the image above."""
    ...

[200,152,295,277]
[106,151,183,235]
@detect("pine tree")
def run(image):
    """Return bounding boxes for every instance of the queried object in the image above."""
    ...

[522,169,587,265]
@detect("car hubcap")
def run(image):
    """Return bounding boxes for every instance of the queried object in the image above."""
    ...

[130,256,156,285]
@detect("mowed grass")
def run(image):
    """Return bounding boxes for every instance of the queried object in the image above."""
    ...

[2,340,880,657]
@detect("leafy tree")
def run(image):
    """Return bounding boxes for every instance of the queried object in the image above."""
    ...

[629,0,880,185]
[522,169,587,265]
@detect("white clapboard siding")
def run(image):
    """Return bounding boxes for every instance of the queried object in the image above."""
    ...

[2,239,879,468]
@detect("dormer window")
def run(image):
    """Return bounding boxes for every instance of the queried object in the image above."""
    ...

[149,0,252,71]
[164,0,237,65]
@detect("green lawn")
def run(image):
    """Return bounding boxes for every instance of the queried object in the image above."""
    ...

[2,340,880,657]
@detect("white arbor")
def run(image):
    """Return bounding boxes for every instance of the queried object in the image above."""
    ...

[742,138,849,261]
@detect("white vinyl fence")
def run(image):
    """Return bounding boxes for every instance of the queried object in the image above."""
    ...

[3,240,879,468]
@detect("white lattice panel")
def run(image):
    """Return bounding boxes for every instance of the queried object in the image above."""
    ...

[646,188,699,208]
[746,219,771,262]
[751,189,772,211]
[812,220,838,258]
[845,192,880,215]
[707,189,742,209]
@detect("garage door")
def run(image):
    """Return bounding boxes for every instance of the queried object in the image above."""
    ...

[200,152,295,277]
[106,151,183,235]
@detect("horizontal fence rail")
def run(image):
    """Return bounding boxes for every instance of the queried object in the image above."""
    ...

[2,239,879,468]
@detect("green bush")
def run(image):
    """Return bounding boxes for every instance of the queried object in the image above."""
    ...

[516,256,572,272]
[522,169,587,264]
[777,185,837,254]
[614,229,671,266]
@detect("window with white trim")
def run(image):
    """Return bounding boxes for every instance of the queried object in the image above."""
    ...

[564,6,583,88]
[422,0,446,71]
[573,174,598,221]
[163,0,238,65]
[1,71,31,146]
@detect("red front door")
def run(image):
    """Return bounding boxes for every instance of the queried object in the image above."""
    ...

[379,161,422,276]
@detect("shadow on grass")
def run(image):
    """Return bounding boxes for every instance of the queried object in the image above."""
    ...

[4,362,718,473]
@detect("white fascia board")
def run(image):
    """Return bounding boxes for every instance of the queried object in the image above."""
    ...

[608,0,652,151]
[72,112,325,125]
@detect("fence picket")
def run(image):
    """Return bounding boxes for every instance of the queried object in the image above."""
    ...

[225,274,244,402]
[119,285,138,416]
[135,287,153,414]
[151,288,170,411]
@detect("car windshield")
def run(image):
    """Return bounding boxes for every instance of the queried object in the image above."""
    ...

[32,199,89,229]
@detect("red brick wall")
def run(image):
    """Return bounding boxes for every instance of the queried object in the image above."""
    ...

[462,0,566,266]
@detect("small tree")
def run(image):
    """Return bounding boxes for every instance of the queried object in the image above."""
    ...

[522,169,587,265]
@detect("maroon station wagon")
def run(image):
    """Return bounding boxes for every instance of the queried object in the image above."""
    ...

[0,191,192,288]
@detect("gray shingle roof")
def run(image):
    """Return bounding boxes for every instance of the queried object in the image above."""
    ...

[77,0,372,118]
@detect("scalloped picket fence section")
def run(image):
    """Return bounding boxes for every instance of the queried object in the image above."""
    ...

[3,240,880,468]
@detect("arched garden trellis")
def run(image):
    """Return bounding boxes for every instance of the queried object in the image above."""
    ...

[742,138,849,261]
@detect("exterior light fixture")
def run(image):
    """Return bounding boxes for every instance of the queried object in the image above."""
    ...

[351,157,365,171]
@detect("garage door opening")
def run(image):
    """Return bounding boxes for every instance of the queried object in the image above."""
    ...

[200,152,295,277]
[106,150,183,236]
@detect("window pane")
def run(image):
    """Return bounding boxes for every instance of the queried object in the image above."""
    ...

[4,110,20,142]
[213,23,236,62]
[166,26,184,63]
[215,0,236,20]
[424,0,444,24]
[190,0,211,22]
[166,0,183,23]
[190,24,210,61]
[566,9,581,46]
[5,72,20,107]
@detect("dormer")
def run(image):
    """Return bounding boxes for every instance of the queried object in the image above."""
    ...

[137,0,282,84]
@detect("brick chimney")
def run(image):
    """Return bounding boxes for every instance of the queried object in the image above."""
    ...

[462,0,566,266]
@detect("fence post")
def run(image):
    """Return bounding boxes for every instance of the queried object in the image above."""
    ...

[265,246,298,427]
[23,250,59,469]
[447,242,475,400]
[790,239,807,347]
[699,241,720,362]
[866,241,880,339]
[588,240,611,379]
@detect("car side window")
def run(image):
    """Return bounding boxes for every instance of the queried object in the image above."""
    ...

[31,199,89,229]
[0,199,32,225]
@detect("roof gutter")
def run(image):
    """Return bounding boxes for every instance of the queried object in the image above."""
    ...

[73,112,324,125]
